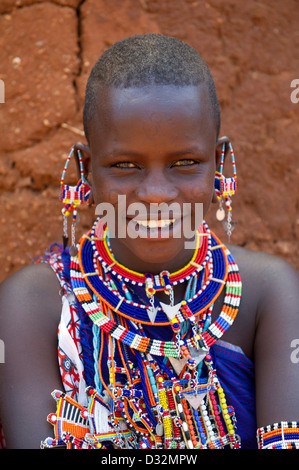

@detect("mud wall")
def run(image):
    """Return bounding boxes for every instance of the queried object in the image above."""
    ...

[0,0,298,283]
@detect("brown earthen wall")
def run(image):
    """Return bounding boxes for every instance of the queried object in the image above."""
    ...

[0,0,298,283]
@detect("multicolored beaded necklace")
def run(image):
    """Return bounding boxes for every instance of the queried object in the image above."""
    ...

[68,217,242,449]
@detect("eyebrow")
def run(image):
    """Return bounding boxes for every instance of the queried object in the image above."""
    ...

[103,150,143,159]
[103,147,204,160]
[168,147,204,157]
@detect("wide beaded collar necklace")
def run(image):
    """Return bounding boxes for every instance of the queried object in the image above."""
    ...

[70,217,242,359]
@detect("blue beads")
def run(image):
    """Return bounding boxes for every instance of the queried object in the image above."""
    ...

[193,409,207,445]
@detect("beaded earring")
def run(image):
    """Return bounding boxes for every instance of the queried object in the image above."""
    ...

[60,146,90,253]
[214,140,237,240]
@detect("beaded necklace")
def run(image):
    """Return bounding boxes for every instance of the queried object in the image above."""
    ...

[69,218,242,449]
[93,218,211,288]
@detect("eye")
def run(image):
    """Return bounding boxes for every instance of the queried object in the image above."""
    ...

[112,161,139,169]
[171,159,199,167]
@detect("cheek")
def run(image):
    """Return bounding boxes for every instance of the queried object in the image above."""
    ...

[182,177,215,223]
[94,186,120,205]
[92,172,125,206]
[183,176,214,203]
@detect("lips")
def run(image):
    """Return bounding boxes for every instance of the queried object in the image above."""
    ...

[116,204,197,240]
[135,218,175,229]
[125,215,184,240]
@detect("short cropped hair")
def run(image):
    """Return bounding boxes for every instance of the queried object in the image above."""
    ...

[83,34,220,142]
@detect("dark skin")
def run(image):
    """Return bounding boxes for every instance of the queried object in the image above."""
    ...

[0,84,299,449]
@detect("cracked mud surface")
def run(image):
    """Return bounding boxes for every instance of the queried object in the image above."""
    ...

[0,0,298,282]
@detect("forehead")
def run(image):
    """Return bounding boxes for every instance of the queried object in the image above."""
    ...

[88,84,216,149]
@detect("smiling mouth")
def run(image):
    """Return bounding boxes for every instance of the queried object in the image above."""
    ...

[134,219,175,229]
[126,217,182,240]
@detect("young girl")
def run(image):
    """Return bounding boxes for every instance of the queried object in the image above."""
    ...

[0,34,298,450]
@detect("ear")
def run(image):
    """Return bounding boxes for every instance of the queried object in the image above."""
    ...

[215,136,230,170]
[212,136,231,204]
[73,142,94,205]
[73,142,91,179]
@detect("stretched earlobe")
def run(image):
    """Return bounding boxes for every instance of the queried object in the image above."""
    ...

[73,142,91,183]
[212,136,230,204]
[73,142,94,206]
[60,144,94,250]
[215,136,230,170]
[213,137,238,240]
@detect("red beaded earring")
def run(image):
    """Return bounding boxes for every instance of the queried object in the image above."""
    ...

[214,140,237,239]
[60,146,91,251]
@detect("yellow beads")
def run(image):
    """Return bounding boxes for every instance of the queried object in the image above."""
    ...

[217,386,235,435]
[157,379,173,439]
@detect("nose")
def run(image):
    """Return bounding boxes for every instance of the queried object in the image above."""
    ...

[135,169,178,204]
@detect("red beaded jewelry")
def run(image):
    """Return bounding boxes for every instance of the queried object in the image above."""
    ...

[215,140,237,239]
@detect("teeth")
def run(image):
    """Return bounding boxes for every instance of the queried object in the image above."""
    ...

[135,219,175,228]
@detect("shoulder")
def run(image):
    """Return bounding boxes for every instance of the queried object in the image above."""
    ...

[228,244,298,296]
[228,243,297,276]
[228,247,299,427]
[0,263,65,448]
[0,262,63,343]
[0,262,62,318]
[0,260,61,291]
[228,243,299,327]
[0,262,63,370]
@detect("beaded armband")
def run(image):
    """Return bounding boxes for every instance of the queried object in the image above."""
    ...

[257,422,299,449]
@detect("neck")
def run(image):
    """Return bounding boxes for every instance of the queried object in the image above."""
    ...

[109,238,197,276]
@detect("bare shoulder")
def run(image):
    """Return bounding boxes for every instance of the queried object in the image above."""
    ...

[219,243,299,364]
[228,243,299,324]
[228,247,299,427]
[0,263,61,320]
[228,244,299,293]
[0,261,62,364]
[228,243,298,275]
[0,263,63,448]
[0,262,61,310]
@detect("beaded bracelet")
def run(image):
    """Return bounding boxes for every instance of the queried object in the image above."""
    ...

[257,422,299,449]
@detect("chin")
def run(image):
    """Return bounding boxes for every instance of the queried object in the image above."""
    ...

[123,236,193,272]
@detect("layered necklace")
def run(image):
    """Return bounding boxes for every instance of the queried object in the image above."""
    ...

[69,217,242,449]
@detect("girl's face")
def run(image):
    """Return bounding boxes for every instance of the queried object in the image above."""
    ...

[88,84,218,274]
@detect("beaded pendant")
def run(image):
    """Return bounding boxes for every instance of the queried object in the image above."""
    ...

[42,356,241,449]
